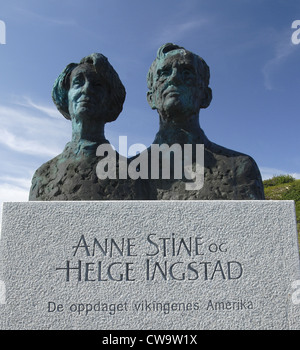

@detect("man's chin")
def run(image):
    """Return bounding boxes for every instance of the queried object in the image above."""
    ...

[161,103,194,121]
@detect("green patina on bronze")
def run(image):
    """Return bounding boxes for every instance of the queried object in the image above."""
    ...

[29,45,264,201]
[139,43,264,200]
[29,53,146,201]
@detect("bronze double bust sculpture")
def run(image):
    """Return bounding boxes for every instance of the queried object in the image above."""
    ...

[29,43,265,201]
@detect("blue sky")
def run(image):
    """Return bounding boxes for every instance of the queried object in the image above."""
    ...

[0,0,300,203]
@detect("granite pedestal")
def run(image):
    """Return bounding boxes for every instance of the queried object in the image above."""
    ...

[0,201,299,330]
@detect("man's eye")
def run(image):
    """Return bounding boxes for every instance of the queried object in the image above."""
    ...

[157,69,170,78]
[183,69,195,77]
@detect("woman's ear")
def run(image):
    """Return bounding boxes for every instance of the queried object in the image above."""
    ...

[147,91,157,110]
[200,87,212,109]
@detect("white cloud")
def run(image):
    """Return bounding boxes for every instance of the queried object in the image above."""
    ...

[0,183,29,202]
[0,99,70,157]
[260,167,300,181]
[0,96,70,232]
[262,30,297,90]
[151,18,210,48]
[0,176,32,191]
[0,128,59,157]
[14,96,61,119]
[15,6,77,27]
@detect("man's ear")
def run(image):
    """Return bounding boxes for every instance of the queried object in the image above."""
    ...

[200,87,212,109]
[147,91,157,110]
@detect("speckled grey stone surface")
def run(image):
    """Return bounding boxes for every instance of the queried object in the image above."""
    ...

[0,201,299,330]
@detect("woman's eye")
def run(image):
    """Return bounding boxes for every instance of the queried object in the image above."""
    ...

[72,78,83,86]
[93,81,102,87]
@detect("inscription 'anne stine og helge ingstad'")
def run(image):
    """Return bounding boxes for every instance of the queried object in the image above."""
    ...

[55,234,244,282]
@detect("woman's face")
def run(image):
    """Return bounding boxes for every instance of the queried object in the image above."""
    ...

[68,64,110,122]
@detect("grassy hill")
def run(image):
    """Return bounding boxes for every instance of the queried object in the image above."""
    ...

[263,175,300,249]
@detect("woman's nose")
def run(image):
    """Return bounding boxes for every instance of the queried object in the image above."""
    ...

[82,80,93,94]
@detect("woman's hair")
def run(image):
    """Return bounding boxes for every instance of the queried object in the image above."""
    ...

[52,53,126,122]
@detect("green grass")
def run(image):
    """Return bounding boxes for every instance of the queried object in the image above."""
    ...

[263,175,300,249]
[263,174,296,187]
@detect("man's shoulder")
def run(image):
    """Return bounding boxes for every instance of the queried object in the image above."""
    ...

[205,141,264,199]
[208,141,246,156]
[207,141,258,168]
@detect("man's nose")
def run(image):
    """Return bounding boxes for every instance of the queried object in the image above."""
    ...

[168,68,181,85]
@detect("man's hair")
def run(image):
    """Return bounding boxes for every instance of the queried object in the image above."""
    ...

[147,43,211,91]
[52,53,126,122]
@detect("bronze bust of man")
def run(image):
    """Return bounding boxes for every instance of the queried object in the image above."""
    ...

[145,43,264,200]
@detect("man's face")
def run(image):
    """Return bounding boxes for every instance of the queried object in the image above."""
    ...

[68,64,109,122]
[149,50,206,121]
